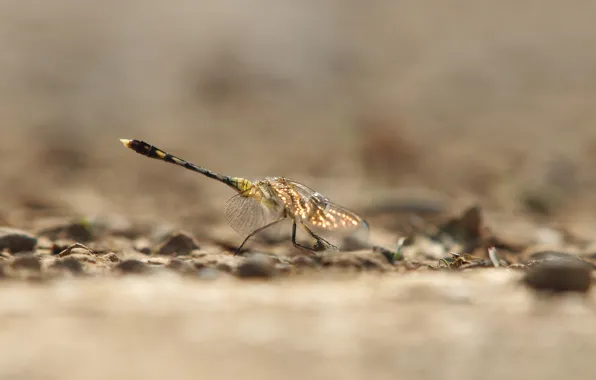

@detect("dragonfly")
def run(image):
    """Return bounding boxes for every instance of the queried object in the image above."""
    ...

[119,139,369,255]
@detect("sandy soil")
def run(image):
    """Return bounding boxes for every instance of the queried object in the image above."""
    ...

[1,1,596,379]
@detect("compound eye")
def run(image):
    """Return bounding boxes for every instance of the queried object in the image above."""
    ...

[313,192,331,212]
[312,192,325,203]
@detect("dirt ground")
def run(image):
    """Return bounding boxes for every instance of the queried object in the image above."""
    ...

[2,1,596,379]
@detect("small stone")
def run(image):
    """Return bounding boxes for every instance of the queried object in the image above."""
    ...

[103,253,120,263]
[53,258,84,275]
[63,253,96,264]
[236,254,276,279]
[65,221,93,241]
[523,260,592,294]
[275,263,293,274]
[11,254,42,272]
[0,227,37,253]
[293,256,317,268]
[38,221,93,242]
[439,205,484,244]
[215,263,233,273]
[526,251,592,269]
[320,252,362,269]
[319,250,389,271]
[56,243,94,258]
[116,259,149,274]
[154,231,200,256]
[357,252,390,271]
[166,258,196,275]
[133,238,151,254]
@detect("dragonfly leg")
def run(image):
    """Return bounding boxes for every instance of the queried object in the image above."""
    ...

[291,222,338,253]
[233,218,285,256]
[291,222,318,254]
[302,224,338,250]
[303,225,339,251]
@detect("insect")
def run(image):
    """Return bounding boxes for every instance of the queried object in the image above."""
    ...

[120,139,369,255]
[437,252,476,269]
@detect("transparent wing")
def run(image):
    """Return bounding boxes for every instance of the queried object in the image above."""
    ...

[223,193,284,236]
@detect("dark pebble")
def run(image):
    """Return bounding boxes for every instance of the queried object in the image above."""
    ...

[358,254,388,271]
[65,222,93,242]
[529,250,587,262]
[236,254,276,279]
[0,227,37,253]
[53,258,84,275]
[133,238,152,254]
[154,231,200,256]
[38,221,93,242]
[116,259,150,274]
[11,254,42,272]
[103,253,120,263]
[166,258,196,274]
[215,263,233,273]
[320,253,362,269]
[320,250,389,271]
[293,256,317,268]
[526,251,593,269]
[275,263,293,274]
[523,260,592,294]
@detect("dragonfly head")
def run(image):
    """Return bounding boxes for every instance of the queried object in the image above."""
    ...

[312,192,331,212]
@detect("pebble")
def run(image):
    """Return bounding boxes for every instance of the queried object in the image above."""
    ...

[116,259,150,274]
[133,238,152,254]
[38,221,93,242]
[523,259,592,294]
[154,231,200,256]
[53,258,84,275]
[11,254,42,272]
[319,250,389,271]
[166,258,196,275]
[0,227,37,253]
[526,251,592,269]
[236,254,276,279]
[293,256,317,268]
[215,263,233,273]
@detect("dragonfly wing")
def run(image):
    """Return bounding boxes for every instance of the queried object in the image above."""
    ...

[285,180,369,239]
[224,193,284,236]
[306,202,369,234]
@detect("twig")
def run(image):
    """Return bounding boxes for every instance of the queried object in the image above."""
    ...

[57,243,95,257]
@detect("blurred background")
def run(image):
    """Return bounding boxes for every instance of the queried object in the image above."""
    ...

[3,2,596,380]
[2,0,596,232]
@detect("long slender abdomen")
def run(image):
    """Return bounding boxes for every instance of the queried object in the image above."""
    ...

[120,139,254,194]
